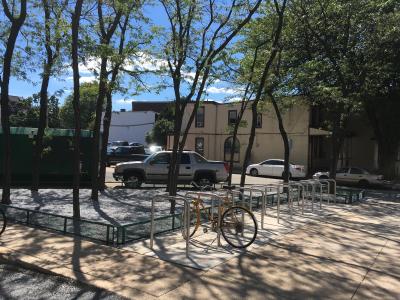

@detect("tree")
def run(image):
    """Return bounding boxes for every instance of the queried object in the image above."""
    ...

[70,0,84,219]
[285,0,371,179]
[225,42,263,186]
[158,0,263,205]
[360,1,400,179]
[9,92,61,128]
[0,0,27,204]
[146,105,174,147]
[32,0,69,191]
[239,0,287,187]
[98,1,147,191]
[59,82,99,130]
[90,0,124,201]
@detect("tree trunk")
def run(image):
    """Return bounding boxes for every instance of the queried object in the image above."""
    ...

[240,101,258,187]
[91,58,108,201]
[31,63,51,191]
[0,0,27,204]
[270,92,290,183]
[227,120,241,186]
[99,90,112,190]
[71,0,84,219]
[328,118,343,180]
[167,104,183,201]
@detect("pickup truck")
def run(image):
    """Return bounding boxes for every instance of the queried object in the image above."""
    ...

[113,151,229,188]
[107,146,148,166]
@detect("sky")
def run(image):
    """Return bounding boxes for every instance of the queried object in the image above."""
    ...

[6,2,244,111]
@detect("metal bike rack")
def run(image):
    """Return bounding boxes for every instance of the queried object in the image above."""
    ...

[150,194,191,258]
[184,191,225,247]
[237,186,266,229]
[299,180,323,211]
[318,179,337,204]
[251,184,283,223]
[289,181,305,215]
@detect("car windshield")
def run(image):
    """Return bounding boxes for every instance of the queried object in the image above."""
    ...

[144,152,158,162]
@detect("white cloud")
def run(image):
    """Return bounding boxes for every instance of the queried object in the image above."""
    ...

[79,58,101,74]
[207,86,241,95]
[66,75,97,83]
[127,52,168,72]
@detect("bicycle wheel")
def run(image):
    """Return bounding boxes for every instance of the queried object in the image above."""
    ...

[181,205,200,239]
[0,209,6,236]
[220,206,257,248]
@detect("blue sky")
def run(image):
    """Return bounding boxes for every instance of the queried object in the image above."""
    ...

[7,2,242,111]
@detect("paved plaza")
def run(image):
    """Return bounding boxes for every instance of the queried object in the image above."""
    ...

[0,191,399,299]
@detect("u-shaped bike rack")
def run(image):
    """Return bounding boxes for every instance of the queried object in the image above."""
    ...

[150,194,191,258]
[184,191,226,247]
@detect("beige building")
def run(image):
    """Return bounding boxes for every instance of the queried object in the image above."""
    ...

[167,100,395,176]
[167,100,334,174]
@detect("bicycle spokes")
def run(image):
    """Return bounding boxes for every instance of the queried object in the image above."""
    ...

[220,206,257,248]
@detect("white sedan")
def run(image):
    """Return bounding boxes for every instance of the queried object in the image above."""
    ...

[313,167,384,187]
[246,159,306,179]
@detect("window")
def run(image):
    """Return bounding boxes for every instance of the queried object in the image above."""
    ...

[350,168,366,175]
[263,160,283,165]
[337,168,349,174]
[224,136,240,162]
[256,113,262,128]
[228,110,237,125]
[180,153,191,164]
[115,147,129,154]
[193,153,207,163]
[195,137,205,156]
[151,153,170,164]
[195,107,205,127]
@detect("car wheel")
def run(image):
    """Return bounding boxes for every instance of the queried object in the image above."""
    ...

[358,179,369,187]
[282,171,292,180]
[250,168,259,177]
[123,174,142,188]
[196,176,212,187]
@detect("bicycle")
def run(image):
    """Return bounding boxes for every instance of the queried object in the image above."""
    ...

[181,192,258,248]
[0,208,6,236]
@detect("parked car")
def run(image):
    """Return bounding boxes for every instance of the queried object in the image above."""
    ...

[107,146,148,166]
[129,142,144,147]
[113,151,229,188]
[109,140,129,147]
[107,140,129,153]
[246,159,306,179]
[313,167,384,187]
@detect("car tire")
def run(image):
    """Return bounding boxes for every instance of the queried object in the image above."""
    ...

[358,179,369,187]
[123,174,142,189]
[196,176,212,187]
[250,168,259,177]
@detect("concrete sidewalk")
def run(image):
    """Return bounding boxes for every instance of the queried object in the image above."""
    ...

[0,198,399,299]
